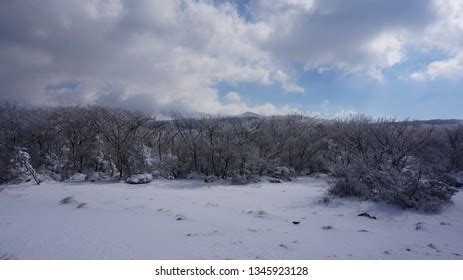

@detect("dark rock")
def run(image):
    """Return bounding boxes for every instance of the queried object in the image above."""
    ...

[358,212,377,219]
[76,202,87,209]
[415,222,425,230]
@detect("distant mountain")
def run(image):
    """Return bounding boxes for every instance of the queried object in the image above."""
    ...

[235,112,263,118]
[403,119,463,126]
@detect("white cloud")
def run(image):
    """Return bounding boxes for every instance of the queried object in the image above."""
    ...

[0,0,303,115]
[409,0,463,81]
[1,0,461,116]
[251,0,431,80]
[225,92,241,103]
[219,91,302,116]
[410,53,463,80]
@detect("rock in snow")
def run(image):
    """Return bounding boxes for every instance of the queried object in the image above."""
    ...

[358,212,377,219]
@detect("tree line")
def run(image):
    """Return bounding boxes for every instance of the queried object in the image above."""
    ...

[1,104,461,211]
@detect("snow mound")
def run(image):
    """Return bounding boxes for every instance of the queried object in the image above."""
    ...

[269,166,294,181]
[69,173,86,182]
[126,174,153,184]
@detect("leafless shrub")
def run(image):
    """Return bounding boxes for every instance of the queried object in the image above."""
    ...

[326,115,458,211]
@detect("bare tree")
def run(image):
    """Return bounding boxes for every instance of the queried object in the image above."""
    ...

[444,125,463,172]
[171,113,205,173]
[96,107,153,178]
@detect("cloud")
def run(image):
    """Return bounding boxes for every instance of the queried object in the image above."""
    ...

[0,0,461,116]
[0,0,302,114]
[410,53,463,81]
[408,0,463,81]
[225,92,241,103]
[220,91,302,116]
[250,0,433,79]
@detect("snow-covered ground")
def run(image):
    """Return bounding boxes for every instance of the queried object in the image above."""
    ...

[0,177,462,260]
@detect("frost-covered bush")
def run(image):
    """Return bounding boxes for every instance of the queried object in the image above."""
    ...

[126,174,153,184]
[204,175,218,183]
[156,153,189,178]
[268,166,294,181]
[402,179,457,212]
[186,172,203,180]
[327,116,459,211]
[329,164,457,211]
[231,175,260,185]
[7,148,41,185]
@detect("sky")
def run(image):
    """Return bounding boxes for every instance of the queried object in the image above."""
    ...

[0,0,462,119]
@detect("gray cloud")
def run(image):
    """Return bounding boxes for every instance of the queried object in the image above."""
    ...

[250,0,436,79]
[0,0,458,114]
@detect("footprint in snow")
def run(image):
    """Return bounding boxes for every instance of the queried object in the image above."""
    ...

[124,205,145,210]
[59,196,88,209]
[59,196,74,205]
[245,210,267,218]
[186,230,219,237]
[427,243,441,252]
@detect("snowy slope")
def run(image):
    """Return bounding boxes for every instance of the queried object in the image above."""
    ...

[0,177,462,260]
